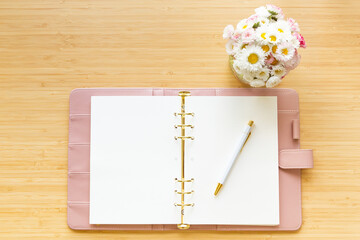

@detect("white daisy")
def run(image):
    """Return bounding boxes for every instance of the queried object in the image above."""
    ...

[225,40,238,55]
[237,45,266,72]
[258,17,269,27]
[256,67,270,81]
[255,6,271,18]
[271,45,278,55]
[255,26,268,43]
[266,76,282,88]
[236,19,251,33]
[265,27,281,45]
[249,79,266,87]
[275,42,295,62]
[260,43,271,55]
[274,20,292,38]
[271,64,287,78]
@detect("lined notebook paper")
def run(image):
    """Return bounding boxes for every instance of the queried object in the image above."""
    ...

[89,96,279,226]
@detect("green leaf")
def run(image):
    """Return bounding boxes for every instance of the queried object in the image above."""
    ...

[268,10,278,15]
[252,22,260,28]
[271,16,278,21]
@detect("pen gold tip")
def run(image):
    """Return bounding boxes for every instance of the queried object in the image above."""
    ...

[248,120,254,127]
[214,183,223,196]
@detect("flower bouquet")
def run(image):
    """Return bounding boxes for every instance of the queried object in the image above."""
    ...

[223,5,306,88]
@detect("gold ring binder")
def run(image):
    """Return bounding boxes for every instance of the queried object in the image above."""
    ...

[174,178,194,183]
[175,190,194,194]
[174,136,195,140]
[174,112,194,116]
[174,203,195,207]
[174,91,194,230]
[174,124,194,129]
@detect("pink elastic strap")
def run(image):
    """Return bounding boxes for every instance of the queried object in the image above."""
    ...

[292,119,300,140]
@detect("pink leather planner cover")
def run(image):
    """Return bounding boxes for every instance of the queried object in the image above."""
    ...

[67,88,313,231]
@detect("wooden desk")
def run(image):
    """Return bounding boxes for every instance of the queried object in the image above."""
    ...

[0,0,359,239]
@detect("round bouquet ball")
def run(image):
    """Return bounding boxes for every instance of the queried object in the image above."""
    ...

[223,4,306,88]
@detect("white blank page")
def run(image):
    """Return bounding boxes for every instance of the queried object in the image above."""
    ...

[90,96,179,224]
[185,96,279,225]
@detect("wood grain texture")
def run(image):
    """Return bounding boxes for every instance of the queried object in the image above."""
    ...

[0,0,359,239]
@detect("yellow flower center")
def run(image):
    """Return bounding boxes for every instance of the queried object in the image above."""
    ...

[241,44,248,49]
[278,28,284,33]
[261,20,265,24]
[261,33,266,39]
[282,48,288,55]
[248,53,259,64]
[272,45,278,54]
[243,25,247,29]
[259,71,266,77]
[262,45,270,52]
[269,35,277,42]
[275,69,283,75]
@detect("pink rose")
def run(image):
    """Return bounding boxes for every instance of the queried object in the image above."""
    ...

[287,18,300,32]
[293,32,306,48]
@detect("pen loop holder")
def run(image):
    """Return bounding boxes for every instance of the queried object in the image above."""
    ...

[174,91,194,230]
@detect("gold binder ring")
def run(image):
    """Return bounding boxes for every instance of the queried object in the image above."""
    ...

[174,136,194,140]
[174,124,194,129]
[177,223,190,230]
[175,190,194,194]
[174,203,195,207]
[174,112,195,117]
[174,178,194,183]
[178,91,191,97]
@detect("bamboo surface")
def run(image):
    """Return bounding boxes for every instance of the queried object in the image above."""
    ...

[0,0,359,239]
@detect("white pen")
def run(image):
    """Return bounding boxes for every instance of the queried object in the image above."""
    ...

[214,120,254,196]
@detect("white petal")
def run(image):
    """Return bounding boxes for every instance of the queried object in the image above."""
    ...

[242,72,255,82]
[225,40,236,55]
[249,79,266,87]
[255,6,271,18]
[266,76,282,88]
[223,25,235,39]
